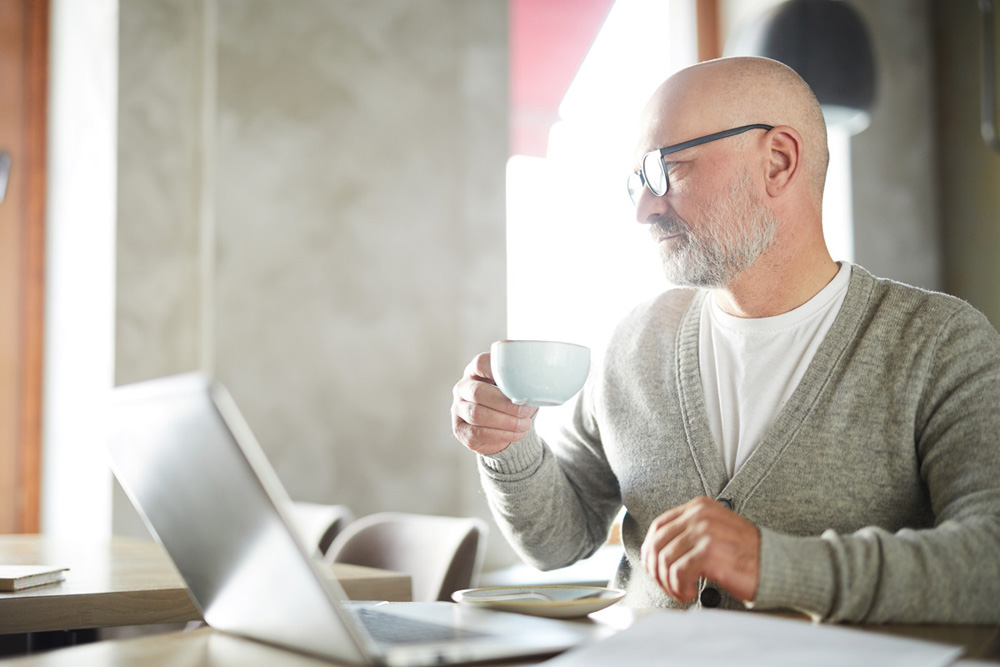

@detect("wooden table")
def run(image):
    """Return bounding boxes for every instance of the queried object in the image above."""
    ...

[0,607,996,666]
[1,535,996,665]
[0,535,411,635]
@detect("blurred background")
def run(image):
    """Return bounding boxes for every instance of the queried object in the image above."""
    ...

[1,0,997,573]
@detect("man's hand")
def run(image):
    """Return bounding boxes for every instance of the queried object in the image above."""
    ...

[640,496,761,604]
[451,352,538,455]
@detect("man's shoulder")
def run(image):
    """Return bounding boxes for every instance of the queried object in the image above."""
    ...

[854,266,976,314]
[850,266,997,342]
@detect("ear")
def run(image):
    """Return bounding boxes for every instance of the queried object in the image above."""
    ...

[762,126,803,197]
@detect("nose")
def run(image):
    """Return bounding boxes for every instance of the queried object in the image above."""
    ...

[634,187,669,225]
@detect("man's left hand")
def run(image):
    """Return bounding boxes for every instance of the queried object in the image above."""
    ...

[640,496,761,604]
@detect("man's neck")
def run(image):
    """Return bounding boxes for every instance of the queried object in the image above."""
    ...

[712,252,840,319]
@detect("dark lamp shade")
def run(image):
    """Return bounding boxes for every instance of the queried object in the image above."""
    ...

[727,0,877,134]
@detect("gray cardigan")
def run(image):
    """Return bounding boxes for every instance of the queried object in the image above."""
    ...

[478,266,1000,623]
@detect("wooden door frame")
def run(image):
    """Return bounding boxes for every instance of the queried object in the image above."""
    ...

[697,0,723,62]
[0,0,48,533]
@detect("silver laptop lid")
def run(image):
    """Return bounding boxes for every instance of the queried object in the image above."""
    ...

[108,373,374,664]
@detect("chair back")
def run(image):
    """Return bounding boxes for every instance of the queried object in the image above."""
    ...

[325,512,487,602]
[289,502,354,557]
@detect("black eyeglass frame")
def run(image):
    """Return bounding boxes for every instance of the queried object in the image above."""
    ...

[627,123,774,205]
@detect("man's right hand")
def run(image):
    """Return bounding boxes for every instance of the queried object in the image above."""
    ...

[451,352,538,455]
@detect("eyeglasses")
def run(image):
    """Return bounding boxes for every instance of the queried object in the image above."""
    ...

[626,124,774,205]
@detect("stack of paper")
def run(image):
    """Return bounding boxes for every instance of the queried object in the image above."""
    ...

[545,609,963,667]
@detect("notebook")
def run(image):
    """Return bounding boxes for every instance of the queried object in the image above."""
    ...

[0,565,68,591]
[108,373,603,666]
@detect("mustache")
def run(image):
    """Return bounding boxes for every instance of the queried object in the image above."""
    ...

[649,215,690,239]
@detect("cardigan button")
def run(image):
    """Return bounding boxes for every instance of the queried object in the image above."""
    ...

[700,586,722,607]
[718,497,734,511]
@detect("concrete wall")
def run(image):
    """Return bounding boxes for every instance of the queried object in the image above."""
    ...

[722,0,941,291]
[933,0,1000,327]
[114,0,511,564]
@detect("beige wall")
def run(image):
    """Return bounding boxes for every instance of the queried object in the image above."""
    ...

[114,0,513,565]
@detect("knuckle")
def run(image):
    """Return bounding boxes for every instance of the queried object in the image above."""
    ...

[466,424,487,445]
[468,381,489,404]
[692,536,711,558]
[690,504,713,522]
[468,403,491,426]
[466,425,502,449]
[453,421,471,445]
[692,496,713,511]
[673,554,700,578]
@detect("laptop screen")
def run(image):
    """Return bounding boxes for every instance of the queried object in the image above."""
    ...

[108,374,372,663]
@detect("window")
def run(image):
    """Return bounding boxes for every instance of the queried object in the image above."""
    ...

[507,0,698,356]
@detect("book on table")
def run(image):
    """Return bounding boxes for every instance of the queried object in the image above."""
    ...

[0,565,68,591]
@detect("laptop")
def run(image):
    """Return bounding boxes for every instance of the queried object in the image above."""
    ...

[108,373,605,666]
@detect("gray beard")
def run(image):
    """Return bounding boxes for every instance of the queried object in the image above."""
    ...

[654,171,777,288]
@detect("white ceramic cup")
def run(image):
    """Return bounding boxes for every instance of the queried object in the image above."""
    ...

[489,340,591,407]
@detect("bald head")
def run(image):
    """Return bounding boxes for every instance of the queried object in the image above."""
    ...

[639,57,829,202]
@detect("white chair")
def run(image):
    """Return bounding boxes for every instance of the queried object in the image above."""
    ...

[289,502,354,557]
[324,512,487,602]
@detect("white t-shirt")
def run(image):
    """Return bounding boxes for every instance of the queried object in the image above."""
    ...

[699,262,853,479]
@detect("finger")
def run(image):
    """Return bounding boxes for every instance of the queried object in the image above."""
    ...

[667,539,708,603]
[648,496,725,547]
[641,499,718,593]
[645,504,688,537]
[464,352,494,382]
[450,398,532,454]
[455,376,535,419]
[645,520,700,597]
[641,505,694,573]
[646,495,715,536]
[450,411,530,455]
[454,398,533,434]
[659,525,708,599]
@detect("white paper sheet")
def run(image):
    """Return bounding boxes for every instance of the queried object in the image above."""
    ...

[544,609,964,667]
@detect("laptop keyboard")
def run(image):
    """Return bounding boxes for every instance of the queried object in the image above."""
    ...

[350,606,489,645]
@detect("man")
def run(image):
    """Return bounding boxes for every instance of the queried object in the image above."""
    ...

[450,57,1000,623]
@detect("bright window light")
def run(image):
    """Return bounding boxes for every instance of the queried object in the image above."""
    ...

[506,0,697,431]
[822,124,855,264]
[506,0,697,359]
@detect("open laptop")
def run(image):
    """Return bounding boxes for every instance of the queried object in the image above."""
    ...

[108,373,604,666]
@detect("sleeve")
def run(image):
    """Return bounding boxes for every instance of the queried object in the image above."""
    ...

[476,373,623,571]
[752,304,1000,623]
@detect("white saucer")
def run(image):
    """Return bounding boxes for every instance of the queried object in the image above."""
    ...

[451,585,625,619]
